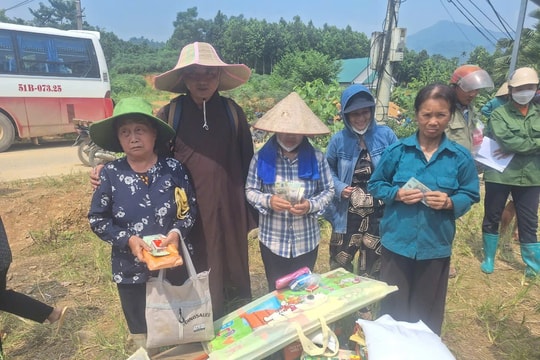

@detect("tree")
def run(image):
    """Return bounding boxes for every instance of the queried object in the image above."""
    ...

[29,0,78,29]
[221,16,249,64]
[393,49,429,86]
[167,7,209,50]
[272,50,340,85]
[467,46,497,79]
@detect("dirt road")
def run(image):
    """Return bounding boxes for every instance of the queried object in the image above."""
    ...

[0,139,89,181]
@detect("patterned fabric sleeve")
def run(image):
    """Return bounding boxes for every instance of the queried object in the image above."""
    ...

[88,165,132,249]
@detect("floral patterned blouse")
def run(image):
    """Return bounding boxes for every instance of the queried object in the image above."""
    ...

[88,156,197,284]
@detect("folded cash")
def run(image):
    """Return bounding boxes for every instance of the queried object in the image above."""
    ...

[402,177,431,206]
[275,181,305,205]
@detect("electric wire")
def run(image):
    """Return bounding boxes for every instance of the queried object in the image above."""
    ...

[4,0,35,12]
[485,0,514,40]
[439,0,475,46]
[447,0,498,47]
[466,0,512,39]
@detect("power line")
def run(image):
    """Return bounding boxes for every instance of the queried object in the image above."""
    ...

[452,0,500,44]
[4,0,35,12]
[439,0,475,46]
[447,0,498,47]
[466,0,512,39]
[485,0,514,40]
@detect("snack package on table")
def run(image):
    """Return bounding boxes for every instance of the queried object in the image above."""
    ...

[203,268,397,360]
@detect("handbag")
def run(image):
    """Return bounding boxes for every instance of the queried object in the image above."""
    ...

[293,316,339,357]
[145,235,214,348]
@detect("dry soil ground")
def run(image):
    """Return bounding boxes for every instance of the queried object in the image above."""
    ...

[0,170,539,359]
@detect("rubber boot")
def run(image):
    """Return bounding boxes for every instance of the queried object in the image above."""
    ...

[480,233,499,274]
[520,242,540,277]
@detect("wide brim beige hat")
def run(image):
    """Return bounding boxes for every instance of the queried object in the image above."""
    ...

[154,42,251,93]
[253,92,330,135]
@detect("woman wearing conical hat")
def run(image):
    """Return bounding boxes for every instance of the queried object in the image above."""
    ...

[245,92,335,291]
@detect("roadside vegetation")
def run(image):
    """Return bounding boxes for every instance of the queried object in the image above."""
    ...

[1,2,540,359]
[0,173,538,359]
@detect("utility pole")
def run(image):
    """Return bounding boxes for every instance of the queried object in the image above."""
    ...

[375,0,401,121]
[75,0,83,30]
[508,0,528,76]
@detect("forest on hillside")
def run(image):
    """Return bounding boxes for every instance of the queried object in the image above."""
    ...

[2,0,540,125]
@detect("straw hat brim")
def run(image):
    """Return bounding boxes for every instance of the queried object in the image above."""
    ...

[90,112,175,153]
[154,64,251,93]
[153,42,250,93]
[253,92,330,135]
[495,82,508,97]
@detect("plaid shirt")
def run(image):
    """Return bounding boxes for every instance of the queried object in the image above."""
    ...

[246,148,334,258]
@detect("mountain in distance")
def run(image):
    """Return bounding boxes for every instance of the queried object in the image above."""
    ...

[405,20,507,60]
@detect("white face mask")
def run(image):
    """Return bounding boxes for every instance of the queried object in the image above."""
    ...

[277,138,300,152]
[352,127,368,135]
[512,89,536,105]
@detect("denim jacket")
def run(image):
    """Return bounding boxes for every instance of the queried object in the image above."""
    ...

[324,84,398,233]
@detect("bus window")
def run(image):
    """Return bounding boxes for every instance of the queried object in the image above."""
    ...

[16,33,99,78]
[0,32,16,73]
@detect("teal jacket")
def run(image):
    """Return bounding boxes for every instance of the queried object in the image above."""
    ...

[484,102,540,186]
[368,133,480,260]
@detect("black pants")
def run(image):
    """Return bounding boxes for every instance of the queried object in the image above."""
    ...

[379,247,450,335]
[0,266,54,353]
[482,182,540,243]
[0,267,53,323]
[117,283,147,334]
[259,242,318,292]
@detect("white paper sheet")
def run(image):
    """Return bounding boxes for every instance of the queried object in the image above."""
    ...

[475,137,514,172]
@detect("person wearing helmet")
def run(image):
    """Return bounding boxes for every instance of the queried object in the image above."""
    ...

[447,64,494,152]
[480,67,540,277]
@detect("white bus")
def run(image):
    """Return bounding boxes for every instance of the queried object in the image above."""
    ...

[0,22,114,152]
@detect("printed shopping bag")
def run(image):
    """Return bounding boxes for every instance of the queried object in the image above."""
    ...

[145,235,214,348]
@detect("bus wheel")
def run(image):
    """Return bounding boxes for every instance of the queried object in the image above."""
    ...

[0,113,15,153]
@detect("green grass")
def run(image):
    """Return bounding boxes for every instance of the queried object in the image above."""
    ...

[0,173,539,359]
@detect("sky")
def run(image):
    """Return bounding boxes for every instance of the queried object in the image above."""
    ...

[3,0,539,43]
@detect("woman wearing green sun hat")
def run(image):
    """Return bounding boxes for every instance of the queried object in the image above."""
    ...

[88,97,197,352]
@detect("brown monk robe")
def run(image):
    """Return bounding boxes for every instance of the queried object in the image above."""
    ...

[154,41,257,319]
[157,92,257,319]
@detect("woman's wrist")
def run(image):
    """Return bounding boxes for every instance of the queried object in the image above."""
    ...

[444,197,452,209]
[168,228,182,241]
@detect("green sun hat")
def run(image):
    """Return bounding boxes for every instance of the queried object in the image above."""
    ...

[89,97,175,153]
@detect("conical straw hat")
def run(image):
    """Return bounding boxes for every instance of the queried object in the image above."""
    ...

[253,92,330,135]
[495,82,508,97]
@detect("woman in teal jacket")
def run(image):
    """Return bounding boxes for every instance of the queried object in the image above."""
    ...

[324,84,397,277]
[368,83,480,335]
[481,67,540,277]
